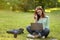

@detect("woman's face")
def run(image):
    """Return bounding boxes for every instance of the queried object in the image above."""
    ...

[37,10,42,16]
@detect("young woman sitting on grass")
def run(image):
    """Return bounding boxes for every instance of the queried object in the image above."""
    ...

[26,6,50,38]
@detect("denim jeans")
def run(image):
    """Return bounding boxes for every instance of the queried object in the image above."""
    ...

[26,26,50,38]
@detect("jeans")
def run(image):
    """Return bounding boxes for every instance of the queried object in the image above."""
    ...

[26,26,50,38]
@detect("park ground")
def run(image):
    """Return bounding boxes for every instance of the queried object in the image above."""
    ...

[0,8,60,40]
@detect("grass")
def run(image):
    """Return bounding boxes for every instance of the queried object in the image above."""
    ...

[0,10,60,40]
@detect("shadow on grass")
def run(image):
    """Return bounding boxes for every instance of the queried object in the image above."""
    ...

[26,37,58,40]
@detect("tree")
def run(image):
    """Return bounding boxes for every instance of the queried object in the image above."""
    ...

[34,0,59,11]
[0,0,60,12]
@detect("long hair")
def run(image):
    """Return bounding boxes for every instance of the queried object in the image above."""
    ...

[34,6,45,21]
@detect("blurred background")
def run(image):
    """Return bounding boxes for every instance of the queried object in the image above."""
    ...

[0,0,60,12]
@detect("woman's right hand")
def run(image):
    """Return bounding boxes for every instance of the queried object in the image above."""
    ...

[34,15,37,23]
[34,15,37,19]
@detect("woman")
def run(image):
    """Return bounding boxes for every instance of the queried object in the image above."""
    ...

[26,6,50,38]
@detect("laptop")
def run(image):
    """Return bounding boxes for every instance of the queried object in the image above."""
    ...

[31,23,43,31]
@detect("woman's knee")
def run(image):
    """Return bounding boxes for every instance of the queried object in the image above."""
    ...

[45,28,50,35]
[26,26,31,30]
[42,28,50,38]
[44,28,50,33]
[43,28,50,36]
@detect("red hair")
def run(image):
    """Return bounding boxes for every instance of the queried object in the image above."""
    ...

[34,6,45,21]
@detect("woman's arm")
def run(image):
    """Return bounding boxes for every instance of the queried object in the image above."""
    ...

[46,16,49,29]
[34,15,37,23]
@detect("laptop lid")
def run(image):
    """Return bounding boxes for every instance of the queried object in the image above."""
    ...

[31,23,43,30]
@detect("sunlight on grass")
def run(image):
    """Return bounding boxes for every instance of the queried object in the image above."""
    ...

[45,8,60,13]
[58,0,60,2]
[29,8,60,13]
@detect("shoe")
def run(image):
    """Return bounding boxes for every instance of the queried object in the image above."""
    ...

[33,33,41,38]
[34,35,40,38]
[27,34,35,38]
[42,36,45,39]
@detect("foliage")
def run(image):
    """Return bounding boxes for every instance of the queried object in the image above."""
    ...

[0,0,60,11]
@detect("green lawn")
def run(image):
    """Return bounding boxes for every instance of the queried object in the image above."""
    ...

[0,10,60,40]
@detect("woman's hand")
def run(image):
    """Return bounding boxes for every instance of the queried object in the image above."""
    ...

[34,15,37,23]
